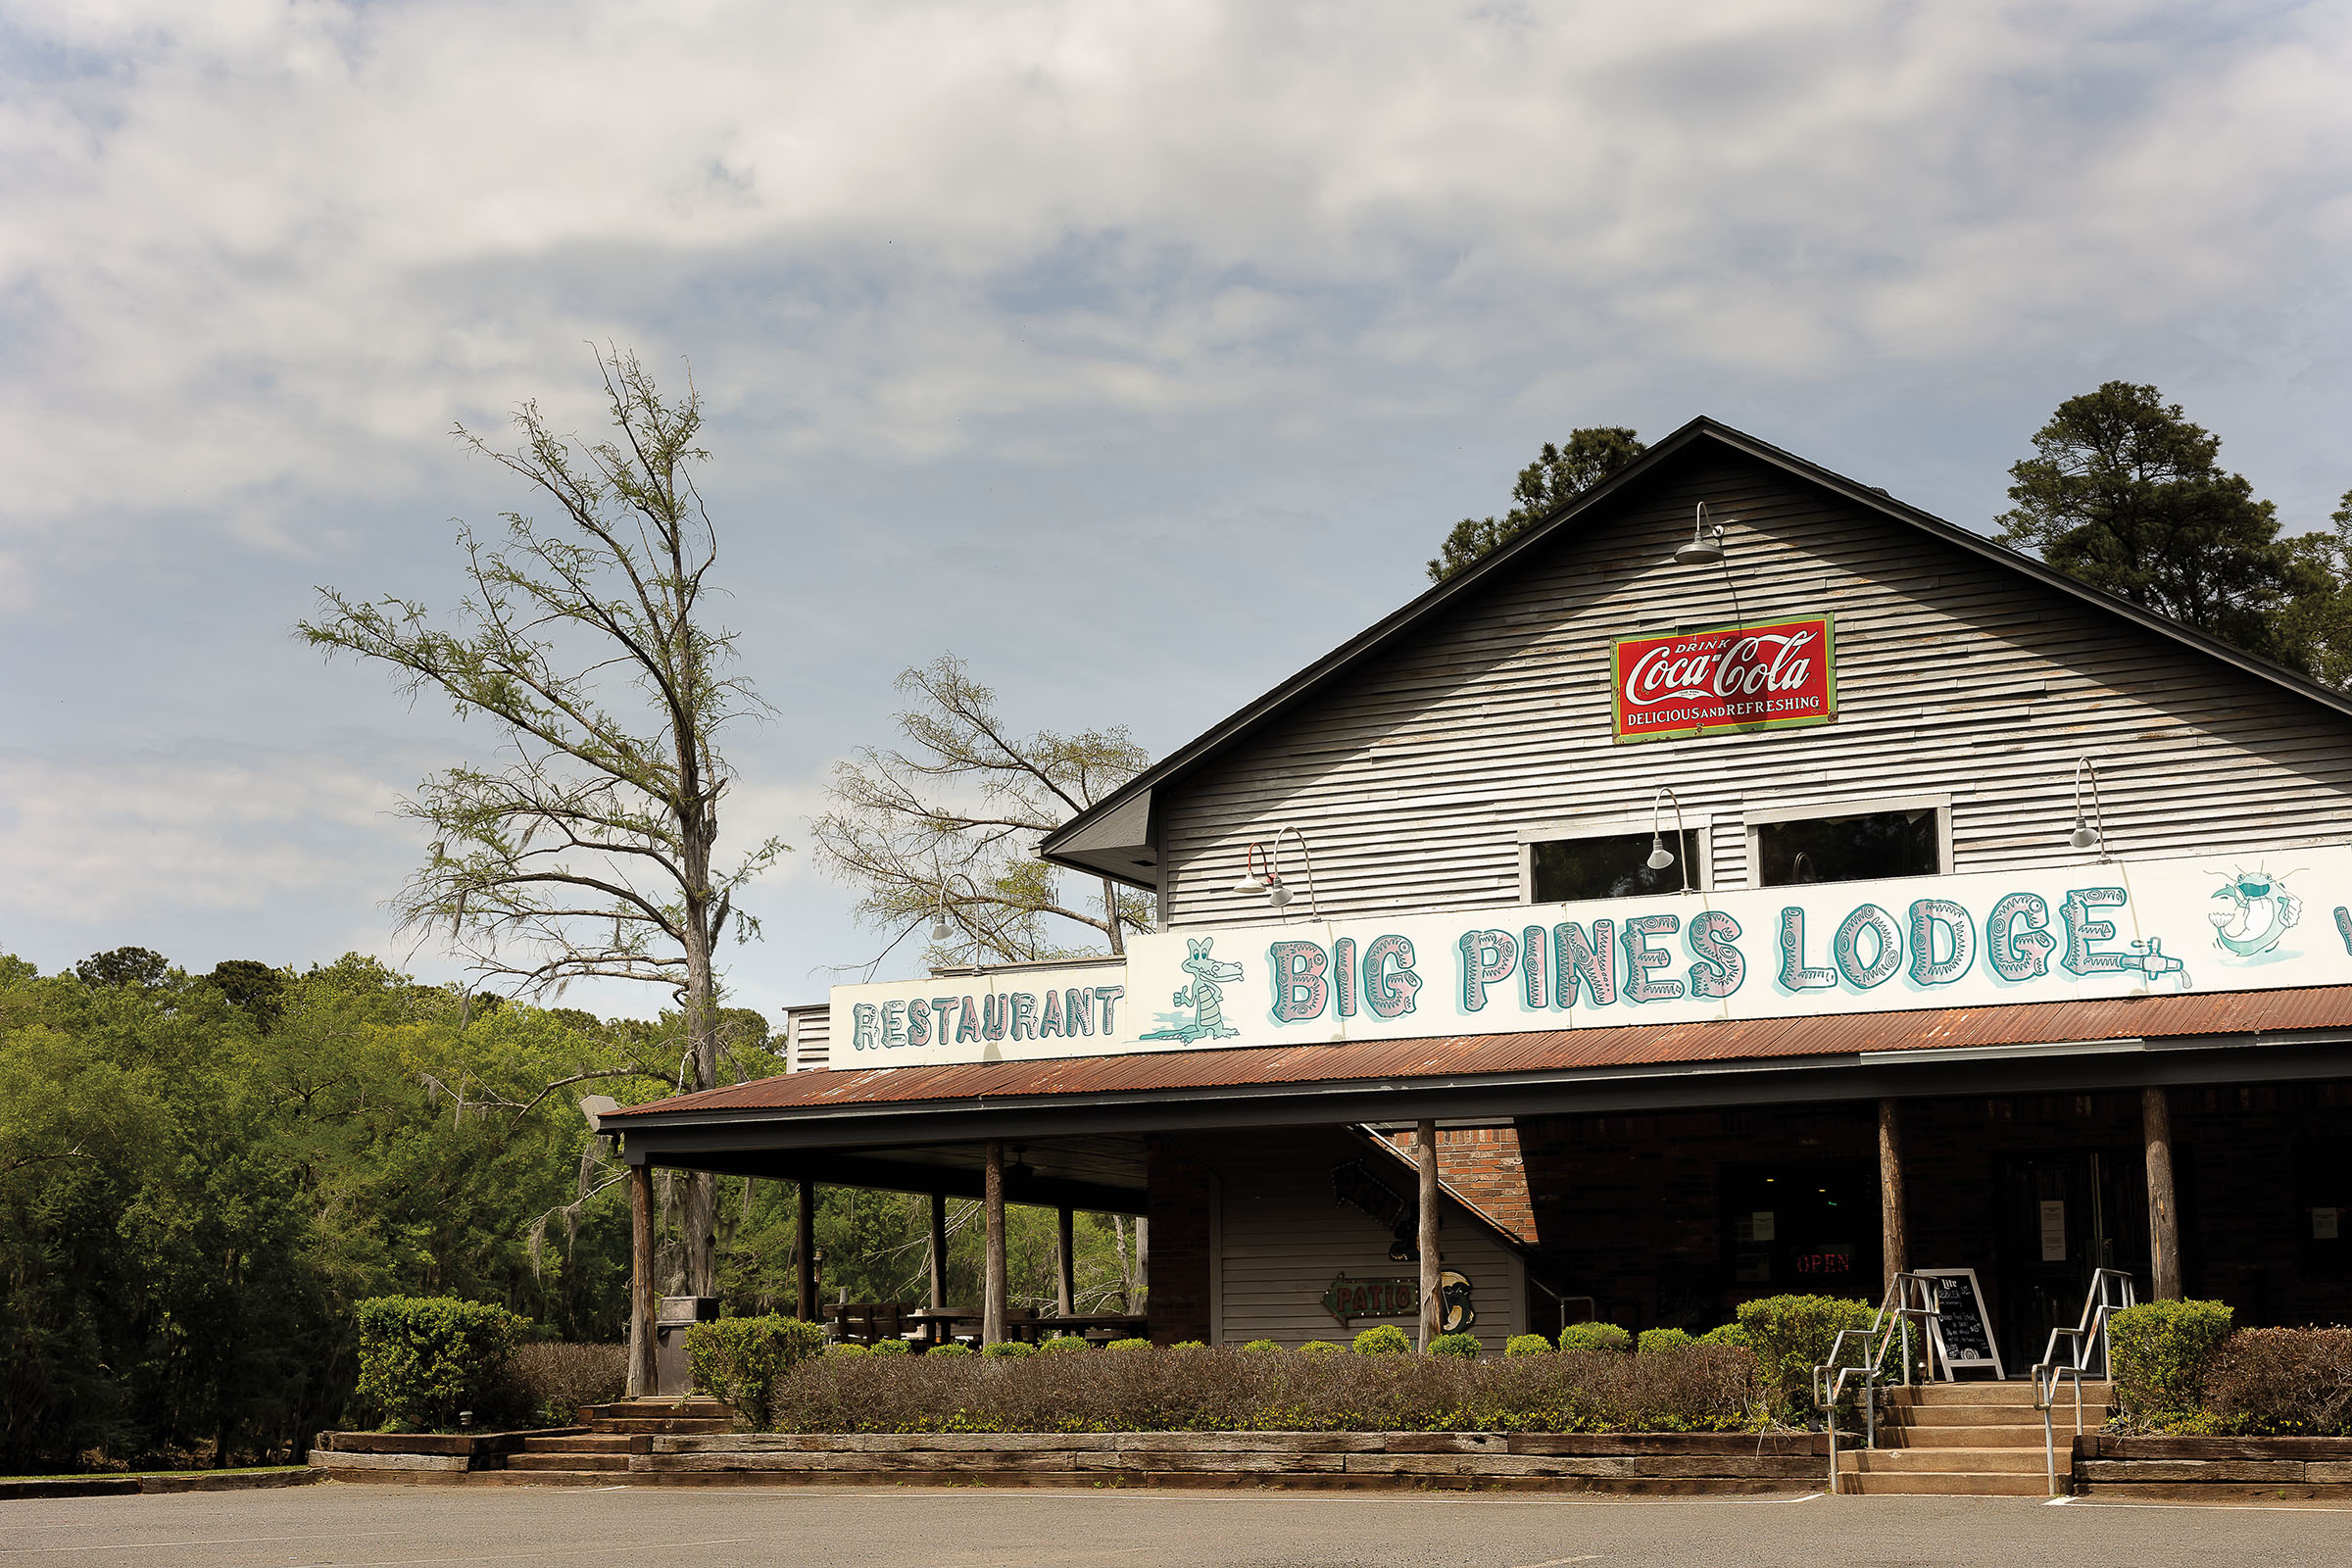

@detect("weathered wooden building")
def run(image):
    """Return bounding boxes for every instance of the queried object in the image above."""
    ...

[611,417,2352,1373]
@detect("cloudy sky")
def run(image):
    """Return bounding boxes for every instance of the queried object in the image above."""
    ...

[2,1,2346,1021]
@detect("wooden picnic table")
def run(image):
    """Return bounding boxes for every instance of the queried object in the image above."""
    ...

[899,1308,1149,1348]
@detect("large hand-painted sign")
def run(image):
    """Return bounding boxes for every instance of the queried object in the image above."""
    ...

[1611,615,1836,743]
[831,846,2351,1068]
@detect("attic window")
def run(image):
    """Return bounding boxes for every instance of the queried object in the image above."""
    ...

[1748,798,1946,887]
[1529,829,1705,903]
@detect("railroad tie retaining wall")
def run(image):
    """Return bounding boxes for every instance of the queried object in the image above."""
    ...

[2074,1437,2352,1503]
[630,1432,1828,1493]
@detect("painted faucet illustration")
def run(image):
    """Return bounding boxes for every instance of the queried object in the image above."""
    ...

[1142,937,1243,1043]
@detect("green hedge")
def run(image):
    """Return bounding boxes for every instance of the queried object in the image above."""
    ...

[1430,1333,1481,1359]
[1505,1333,1553,1357]
[682,1316,827,1429]
[353,1296,528,1433]
[1734,1295,1876,1417]
[1352,1325,1411,1355]
[1638,1328,1692,1355]
[1557,1322,1632,1354]
[2110,1300,2234,1427]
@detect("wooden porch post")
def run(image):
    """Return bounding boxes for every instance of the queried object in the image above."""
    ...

[1055,1206,1077,1318]
[1416,1119,1441,1351]
[1878,1099,1909,1295]
[2144,1087,2181,1300]
[796,1177,816,1322]
[627,1161,657,1397]
[928,1192,950,1310]
[983,1140,1007,1345]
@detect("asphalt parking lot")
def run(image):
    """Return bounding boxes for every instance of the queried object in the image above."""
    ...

[5,1482,2350,1568]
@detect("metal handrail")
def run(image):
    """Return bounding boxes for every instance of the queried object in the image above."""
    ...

[2032,1268,2136,1496]
[1813,1273,1943,1494]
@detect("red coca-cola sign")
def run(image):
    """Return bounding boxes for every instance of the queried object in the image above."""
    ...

[1611,615,1838,743]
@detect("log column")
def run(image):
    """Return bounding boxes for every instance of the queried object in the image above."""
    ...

[1416,1119,1442,1351]
[1055,1205,1077,1318]
[983,1140,1007,1345]
[2144,1087,2181,1300]
[1878,1099,1909,1296]
[796,1177,816,1322]
[928,1192,950,1310]
[627,1161,657,1397]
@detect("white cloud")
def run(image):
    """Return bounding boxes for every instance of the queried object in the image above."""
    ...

[2,0,2348,993]
[2,0,2343,534]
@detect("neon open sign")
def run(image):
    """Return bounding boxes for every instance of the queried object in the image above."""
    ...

[1612,615,1837,743]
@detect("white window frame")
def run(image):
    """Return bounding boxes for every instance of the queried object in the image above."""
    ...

[1517,811,1717,902]
[1741,792,1953,888]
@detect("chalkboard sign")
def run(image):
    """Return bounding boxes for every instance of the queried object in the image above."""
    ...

[1918,1268,2005,1380]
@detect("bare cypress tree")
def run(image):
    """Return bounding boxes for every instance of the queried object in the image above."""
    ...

[812,655,1151,970]
[302,347,786,1295]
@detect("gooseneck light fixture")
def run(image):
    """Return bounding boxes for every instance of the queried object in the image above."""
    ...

[1646,785,1695,894]
[929,869,983,947]
[2068,758,2110,858]
[1234,826,1322,917]
[1673,502,1726,565]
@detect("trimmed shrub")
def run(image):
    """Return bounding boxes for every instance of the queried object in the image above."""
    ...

[1699,1323,1751,1351]
[2203,1327,2352,1436]
[1298,1341,1342,1356]
[926,1343,973,1358]
[867,1339,911,1357]
[1734,1296,1876,1415]
[825,1343,869,1358]
[1105,1338,1152,1352]
[1241,1339,1285,1353]
[1505,1334,1553,1357]
[502,1342,624,1425]
[2110,1300,2235,1428]
[1353,1324,1412,1356]
[354,1296,528,1433]
[682,1315,827,1430]
[981,1340,1035,1358]
[1638,1328,1692,1355]
[1557,1322,1633,1354]
[1430,1333,1481,1359]
[759,1340,1768,1434]
[1040,1336,1092,1354]
[1171,1340,1208,1350]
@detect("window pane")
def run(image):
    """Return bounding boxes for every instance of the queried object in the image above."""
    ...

[1532,829,1702,903]
[1756,809,1939,887]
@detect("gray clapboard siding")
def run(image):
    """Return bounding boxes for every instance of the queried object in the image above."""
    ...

[1187,1130,1526,1351]
[1158,453,2352,926]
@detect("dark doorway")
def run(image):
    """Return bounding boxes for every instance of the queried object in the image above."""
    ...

[1719,1159,1880,1314]
[1994,1151,2149,1374]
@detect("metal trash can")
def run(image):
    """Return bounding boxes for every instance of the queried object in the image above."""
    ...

[654,1296,719,1396]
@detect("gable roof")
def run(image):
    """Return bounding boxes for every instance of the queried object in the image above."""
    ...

[1042,416,2352,884]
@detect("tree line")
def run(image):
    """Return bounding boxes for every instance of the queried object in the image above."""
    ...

[0,949,1139,1473]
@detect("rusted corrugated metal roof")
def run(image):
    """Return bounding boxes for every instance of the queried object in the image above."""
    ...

[608,985,2352,1122]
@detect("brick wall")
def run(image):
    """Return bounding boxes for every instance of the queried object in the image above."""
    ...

[1383,1127,1537,1246]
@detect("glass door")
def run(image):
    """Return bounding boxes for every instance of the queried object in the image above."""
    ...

[1995,1151,2148,1373]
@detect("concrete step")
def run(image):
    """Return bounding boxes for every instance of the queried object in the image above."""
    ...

[1886,1402,2094,1427]
[505,1452,630,1473]
[1886,1382,2112,1406]
[1838,1471,2052,1496]
[585,1419,733,1439]
[1841,1447,2047,1475]
[520,1435,634,1453]
[1886,1425,2049,1449]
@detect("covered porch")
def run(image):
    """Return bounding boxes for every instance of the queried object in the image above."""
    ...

[606,984,2352,1386]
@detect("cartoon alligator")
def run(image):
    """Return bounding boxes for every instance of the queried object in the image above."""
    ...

[1141,937,1243,1043]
